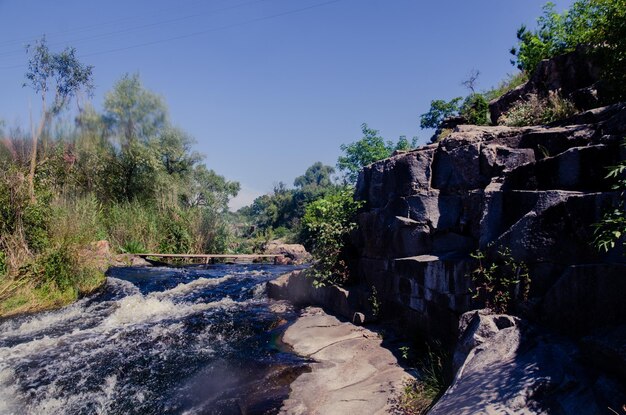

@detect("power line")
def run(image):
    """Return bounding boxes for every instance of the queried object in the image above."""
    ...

[81,0,344,58]
[0,0,211,48]
[0,0,345,70]
[0,0,273,58]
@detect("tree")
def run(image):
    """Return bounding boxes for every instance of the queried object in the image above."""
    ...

[419,98,462,129]
[23,36,93,199]
[294,162,335,189]
[103,73,167,144]
[103,74,168,201]
[337,124,393,184]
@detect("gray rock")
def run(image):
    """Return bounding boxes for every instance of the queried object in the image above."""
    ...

[279,307,414,415]
[429,310,625,415]
[542,264,626,336]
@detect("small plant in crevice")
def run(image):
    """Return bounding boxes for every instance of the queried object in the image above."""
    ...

[392,341,449,415]
[369,285,381,318]
[593,144,626,254]
[470,247,531,314]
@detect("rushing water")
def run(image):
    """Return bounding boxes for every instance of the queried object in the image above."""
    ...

[0,264,308,415]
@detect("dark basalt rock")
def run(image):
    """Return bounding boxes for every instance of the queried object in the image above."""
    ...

[352,103,626,342]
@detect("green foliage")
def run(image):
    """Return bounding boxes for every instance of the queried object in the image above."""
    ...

[368,285,381,318]
[294,162,335,189]
[24,36,94,114]
[498,92,577,126]
[0,251,6,277]
[393,342,449,415]
[459,93,490,126]
[337,124,417,184]
[419,98,462,129]
[470,248,531,314]
[511,0,626,99]
[593,149,626,253]
[302,188,363,287]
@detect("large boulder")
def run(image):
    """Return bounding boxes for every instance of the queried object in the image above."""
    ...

[263,241,312,265]
[429,310,626,415]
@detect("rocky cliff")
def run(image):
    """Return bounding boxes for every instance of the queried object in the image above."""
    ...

[352,102,626,343]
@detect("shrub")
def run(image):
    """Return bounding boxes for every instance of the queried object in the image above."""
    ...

[460,93,490,125]
[470,248,531,314]
[302,188,363,287]
[420,98,462,129]
[593,147,626,253]
[498,92,577,126]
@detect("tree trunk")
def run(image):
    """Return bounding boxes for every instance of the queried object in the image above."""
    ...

[28,97,48,201]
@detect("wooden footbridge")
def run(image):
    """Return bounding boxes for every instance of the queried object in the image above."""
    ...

[135,253,285,265]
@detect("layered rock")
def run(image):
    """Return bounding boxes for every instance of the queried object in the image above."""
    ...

[352,103,626,341]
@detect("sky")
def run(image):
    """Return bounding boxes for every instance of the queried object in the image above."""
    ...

[0,0,574,209]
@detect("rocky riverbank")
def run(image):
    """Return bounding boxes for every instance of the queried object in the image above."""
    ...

[276,306,414,415]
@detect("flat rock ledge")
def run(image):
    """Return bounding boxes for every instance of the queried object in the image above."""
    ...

[279,306,414,415]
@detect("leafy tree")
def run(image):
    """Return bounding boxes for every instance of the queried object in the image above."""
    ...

[511,0,626,99]
[23,36,93,199]
[419,98,462,129]
[302,188,363,287]
[460,93,490,125]
[337,124,416,184]
[103,74,169,201]
[294,162,335,189]
[103,73,167,144]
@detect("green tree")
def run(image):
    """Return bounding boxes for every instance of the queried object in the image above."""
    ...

[302,188,363,287]
[23,36,93,199]
[337,124,389,184]
[510,0,626,100]
[419,98,462,129]
[103,74,168,201]
[294,162,335,189]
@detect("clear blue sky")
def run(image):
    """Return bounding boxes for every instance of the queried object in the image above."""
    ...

[0,0,573,209]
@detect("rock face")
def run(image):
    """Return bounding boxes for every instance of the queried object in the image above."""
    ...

[352,103,626,341]
[429,310,625,415]
[489,48,604,124]
[278,307,414,415]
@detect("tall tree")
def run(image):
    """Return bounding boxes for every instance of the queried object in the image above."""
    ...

[294,162,335,189]
[103,74,167,201]
[23,36,93,199]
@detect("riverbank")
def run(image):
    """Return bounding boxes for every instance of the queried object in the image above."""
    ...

[277,306,415,414]
[0,241,152,319]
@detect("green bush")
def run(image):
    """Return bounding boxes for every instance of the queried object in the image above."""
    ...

[512,0,626,100]
[158,208,193,254]
[420,98,462,129]
[0,251,6,277]
[498,92,577,126]
[460,93,490,125]
[302,188,363,287]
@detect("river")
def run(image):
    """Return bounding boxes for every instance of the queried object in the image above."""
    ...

[0,264,307,415]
